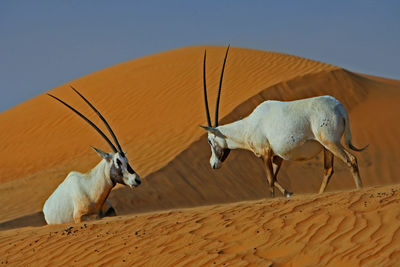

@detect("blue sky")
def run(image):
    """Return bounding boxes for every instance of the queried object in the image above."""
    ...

[1,1,399,112]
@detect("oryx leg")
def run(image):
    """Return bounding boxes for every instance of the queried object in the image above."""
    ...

[272,156,292,197]
[73,209,84,223]
[323,142,362,189]
[343,149,363,189]
[319,148,334,194]
[263,155,275,197]
[73,199,89,223]
[272,156,283,177]
[262,155,291,197]
[100,199,117,218]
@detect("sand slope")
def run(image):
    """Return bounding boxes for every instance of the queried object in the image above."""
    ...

[0,46,337,184]
[0,46,340,222]
[1,46,400,223]
[0,46,400,265]
[1,184,400,266]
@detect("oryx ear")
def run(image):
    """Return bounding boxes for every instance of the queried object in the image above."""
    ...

[199,125,226,139]
[91,146,112,161]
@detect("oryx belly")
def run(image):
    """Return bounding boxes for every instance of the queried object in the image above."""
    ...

[273,139,323,161]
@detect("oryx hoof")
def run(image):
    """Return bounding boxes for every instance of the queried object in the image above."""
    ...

[284,190,293,198]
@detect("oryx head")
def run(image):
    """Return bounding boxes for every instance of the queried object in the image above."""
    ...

[200,46,231,170]
[48,87,141,188]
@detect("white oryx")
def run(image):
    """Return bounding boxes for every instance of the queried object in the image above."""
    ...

[200,46,367,197]
[43,87,141,224]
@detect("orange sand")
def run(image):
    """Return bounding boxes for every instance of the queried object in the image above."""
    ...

[0,46,400,265]
[1,185,400,266]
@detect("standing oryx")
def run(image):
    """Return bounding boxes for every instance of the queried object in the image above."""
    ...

[43,87,141,224]
[200,46,367,197]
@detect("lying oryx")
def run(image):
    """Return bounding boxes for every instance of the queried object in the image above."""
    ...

[200,46,367,197]
[43,87,141,224]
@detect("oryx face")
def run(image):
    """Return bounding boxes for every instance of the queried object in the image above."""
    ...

[207,132,231,169]
[109,152,141,188]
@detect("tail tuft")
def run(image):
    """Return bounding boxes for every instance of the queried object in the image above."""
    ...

[349,143,369,152]
[342,111,368,152]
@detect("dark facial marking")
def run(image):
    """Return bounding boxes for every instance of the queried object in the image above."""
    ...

[116,158,122,167]
[220,148,231,162]
[110,163,124,186]
[127,163,136,175]
[213,140,230,163]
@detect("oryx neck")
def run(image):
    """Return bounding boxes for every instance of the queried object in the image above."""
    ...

[218,119,248,149]
[89,159,115,188]
[83,159,115,207]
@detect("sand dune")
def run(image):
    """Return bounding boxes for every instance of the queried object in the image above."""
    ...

[109,68,400,216]
[0,46,343,222]
[0,46,337,183]
[1,184,400,266]
[0,46,399,265]
[1,47,399,221]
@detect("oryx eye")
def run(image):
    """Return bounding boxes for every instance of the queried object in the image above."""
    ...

[116,159,122,167]
[208,140,212,145]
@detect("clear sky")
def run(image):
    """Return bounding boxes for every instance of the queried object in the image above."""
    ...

[1,1,399,112]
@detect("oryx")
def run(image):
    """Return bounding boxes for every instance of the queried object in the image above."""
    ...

[43,87,141,224]
[200,46,367,197]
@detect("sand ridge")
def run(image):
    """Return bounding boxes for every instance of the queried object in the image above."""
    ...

[1,184,400,266]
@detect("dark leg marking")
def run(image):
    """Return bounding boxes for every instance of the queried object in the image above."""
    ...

[319,148,334,194]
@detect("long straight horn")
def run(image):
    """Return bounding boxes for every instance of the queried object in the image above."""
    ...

[203,50,212,127]
[47,93,118,153]
[70,86,123,153]
[214,45,230,127]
